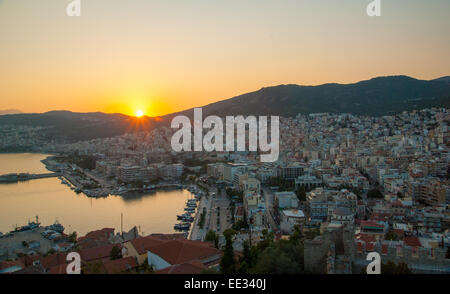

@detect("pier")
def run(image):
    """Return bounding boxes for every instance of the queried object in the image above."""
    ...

[0,172,60,183]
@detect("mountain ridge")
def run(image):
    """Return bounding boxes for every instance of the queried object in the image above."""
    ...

[1,75,449,144]
[162,75,450,119]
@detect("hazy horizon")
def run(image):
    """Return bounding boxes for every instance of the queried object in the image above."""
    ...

[1,0,449,117]
[1,73,449,117]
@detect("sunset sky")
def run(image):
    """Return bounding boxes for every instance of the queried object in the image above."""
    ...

[0,0,449,117]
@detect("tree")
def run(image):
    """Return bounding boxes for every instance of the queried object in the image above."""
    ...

[110,245,122,260]
[256,229,274,252]
[205,230,219,248]
[250,240,303,274]
[220,229,237,274]
[139,259,154,274]
[304,228,320,240]
[381,261,412,274]
[296,186,307,201]
[237,240,258,274]
[68,231,77,243]
[198,209,206,228]
[46,249,56,256]
[201,268,220,274]
[83,261,103,274]
[385,231,398,241]
[367,188,384,199]
[232,219,249,231]
[289,225,303,243]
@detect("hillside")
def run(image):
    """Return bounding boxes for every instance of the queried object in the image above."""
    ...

[1,75,449,145]
[164,75,450,119]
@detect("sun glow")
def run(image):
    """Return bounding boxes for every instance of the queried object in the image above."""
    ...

[136,109,144,117]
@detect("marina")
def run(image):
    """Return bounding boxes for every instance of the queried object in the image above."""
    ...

[173,185,205,234]
[0,153,194,236]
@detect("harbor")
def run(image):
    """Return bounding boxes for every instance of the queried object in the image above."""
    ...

[173,185,206,238]
[0,216,69,261]
[0,153,194,236]
[0,172,60,183]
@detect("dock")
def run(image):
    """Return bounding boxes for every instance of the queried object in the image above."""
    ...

[0,172,60,183]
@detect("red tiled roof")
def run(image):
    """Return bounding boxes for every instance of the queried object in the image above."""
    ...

[77,239,111,250]
[156,261,206,274]
[41,253,67,270]
[17,254,40,266]
[381,244,388,254]
[404,236,421,247]
[149,233,185,240]
[366,243,375,251]
[130,235,167,255]
[0,260,24,270]
[130,235,222,267]
[356,242,363,253]
[393,229,405,238]
[148,239,221,265]
[77,228,114,243]
[79,244,119,262]
[102,257,138,274]
[48,264,67,274]
[392,200,404,207]
[358,233,376,243]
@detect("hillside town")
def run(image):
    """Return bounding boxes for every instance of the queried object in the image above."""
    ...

[0,107,449,274]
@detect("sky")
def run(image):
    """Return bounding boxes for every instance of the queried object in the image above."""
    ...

[0,0,449,117]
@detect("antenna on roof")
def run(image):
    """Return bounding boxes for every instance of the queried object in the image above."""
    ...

[121,213,123,235]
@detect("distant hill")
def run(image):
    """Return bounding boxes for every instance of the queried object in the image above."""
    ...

[432,76,450,84]
[0,111,165,142]
[0,75,449,144]
[0,109,22,115]
[164,75,450,119]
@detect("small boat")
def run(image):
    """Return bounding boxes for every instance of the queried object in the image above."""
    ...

[174,223,191,231]
[46,221,64,233]
[177,213,191,220]
[13,217,41,233]
[181,216,194,222]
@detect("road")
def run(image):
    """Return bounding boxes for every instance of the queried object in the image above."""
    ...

[208,190,231,235]
[189,195,211,241]
[262,187,278,231]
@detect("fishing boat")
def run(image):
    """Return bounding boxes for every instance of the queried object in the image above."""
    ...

[46,220,64,233]
[174,223,191,231]
[13,216,41,232]
[177,213,192,220]
[181,216,194,222]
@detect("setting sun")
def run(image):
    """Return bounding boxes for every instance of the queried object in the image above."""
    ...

[136,109,144,117]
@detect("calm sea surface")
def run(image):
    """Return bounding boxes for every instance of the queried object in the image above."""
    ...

[0,153,191,236]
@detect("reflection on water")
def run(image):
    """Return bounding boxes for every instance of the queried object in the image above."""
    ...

[0,153,191,236]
